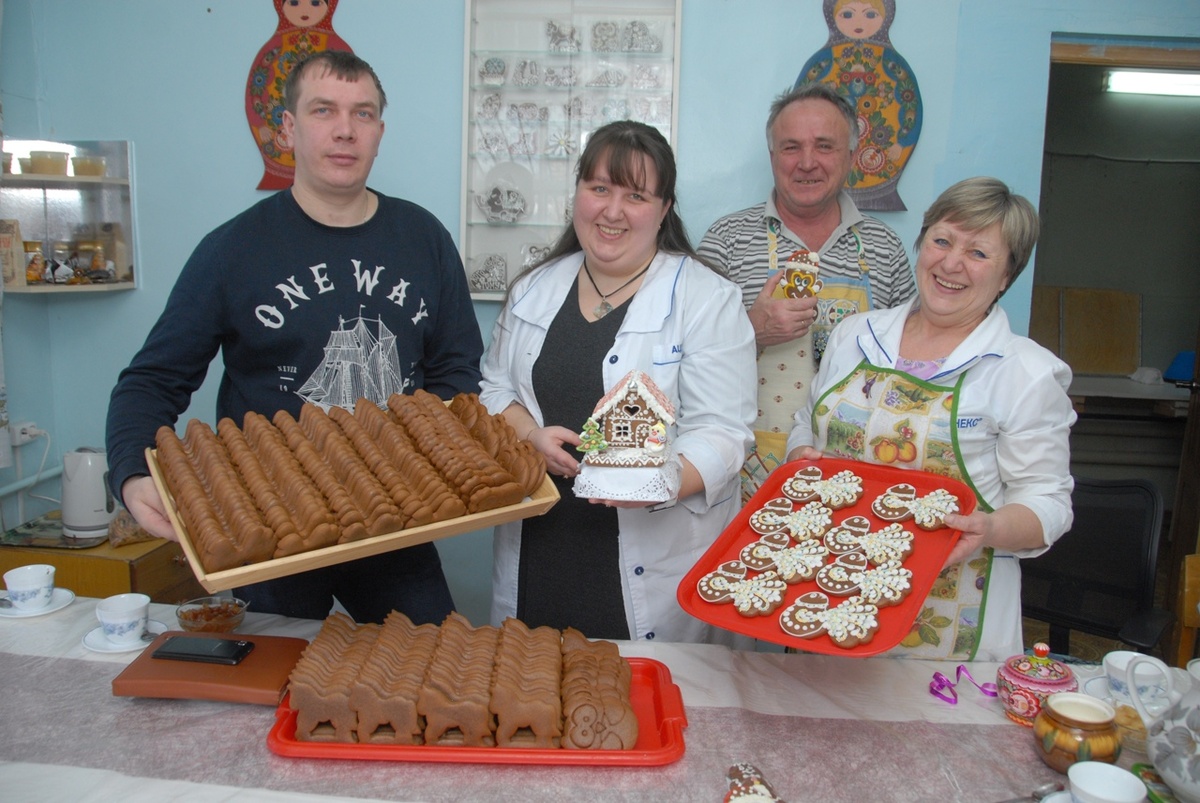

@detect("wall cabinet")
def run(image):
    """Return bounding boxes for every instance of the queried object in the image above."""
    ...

[460,0,681,299]
[1,139,136,293]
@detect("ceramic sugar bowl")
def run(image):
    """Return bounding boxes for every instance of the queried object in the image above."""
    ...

[997,643,1079,727]
[1033,692,1121,773]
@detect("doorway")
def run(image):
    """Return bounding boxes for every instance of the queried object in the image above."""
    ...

[1030,36,1200,663]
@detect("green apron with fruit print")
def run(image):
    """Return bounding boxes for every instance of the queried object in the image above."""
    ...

[811,360,993,660]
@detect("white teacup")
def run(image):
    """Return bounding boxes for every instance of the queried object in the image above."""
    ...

[3,564,56,611]
[1188,658,1200,683]
[1105,650,1171,709]
[95,593,150,646]
[1068,761,1147,802]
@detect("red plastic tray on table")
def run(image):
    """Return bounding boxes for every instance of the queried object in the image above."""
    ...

[677,458,976,656]
[267,657,686,766]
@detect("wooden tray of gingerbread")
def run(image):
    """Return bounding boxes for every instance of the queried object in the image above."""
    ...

[266,657,687,766]
[677,458,975,656]
[145,392,559,593]
[148,448,557,594]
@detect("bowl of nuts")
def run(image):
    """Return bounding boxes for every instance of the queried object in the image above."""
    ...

[176,596,249,633]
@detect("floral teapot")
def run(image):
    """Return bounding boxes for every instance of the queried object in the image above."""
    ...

[1128,655,1200,803]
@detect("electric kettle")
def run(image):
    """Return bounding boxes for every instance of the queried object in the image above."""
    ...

[62,447,116,538]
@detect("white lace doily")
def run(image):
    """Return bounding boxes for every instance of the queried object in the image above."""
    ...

[573,466,673,503]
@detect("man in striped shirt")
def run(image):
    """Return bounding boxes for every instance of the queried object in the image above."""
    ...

[698,83,915,502]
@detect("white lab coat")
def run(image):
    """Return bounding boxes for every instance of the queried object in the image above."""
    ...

[481,251,757,644]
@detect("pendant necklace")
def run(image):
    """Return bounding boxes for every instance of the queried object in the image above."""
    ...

[582,255,654,319]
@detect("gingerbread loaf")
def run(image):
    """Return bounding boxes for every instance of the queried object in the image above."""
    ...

[348,611,440,745]
[289,612,380,742]
[560,628,639,750]
[286,612,638,751]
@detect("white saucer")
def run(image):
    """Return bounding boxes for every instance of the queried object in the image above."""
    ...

[82,619,168,653]
[0,587,76,618]
[1041,792,1071,803]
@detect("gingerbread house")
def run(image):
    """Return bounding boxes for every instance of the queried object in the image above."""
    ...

[587,370,675,453]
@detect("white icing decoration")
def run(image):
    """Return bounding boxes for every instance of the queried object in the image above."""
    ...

[729,572,787,615]
[824,522,914,565]
[851,560,913,605]
[909,488,960,528]
[755,501,832,542]
[781,469,864,508]
[746,538,828,582]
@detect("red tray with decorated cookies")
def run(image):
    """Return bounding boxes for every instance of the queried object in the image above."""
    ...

[266,657,686,766]
[677,458,975,656]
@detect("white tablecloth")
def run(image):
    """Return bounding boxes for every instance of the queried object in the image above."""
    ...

[0,596,1106,802]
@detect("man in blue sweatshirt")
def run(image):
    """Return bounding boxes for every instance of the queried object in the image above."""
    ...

[106,50,483,624]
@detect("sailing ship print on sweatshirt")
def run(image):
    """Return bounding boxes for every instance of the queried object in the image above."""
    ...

[295,311,412,412]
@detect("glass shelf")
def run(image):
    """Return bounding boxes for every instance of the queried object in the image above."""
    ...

[1,139,137,293]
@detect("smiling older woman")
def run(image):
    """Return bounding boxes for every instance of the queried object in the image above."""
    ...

[785,177,1077,661]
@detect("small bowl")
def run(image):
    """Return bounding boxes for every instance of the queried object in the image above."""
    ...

[71,156,106,176]
[17,157,33,173]
[29,150,69,175]
[176,596,248,632]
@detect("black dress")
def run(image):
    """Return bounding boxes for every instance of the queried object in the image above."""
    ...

[516,278,631,639]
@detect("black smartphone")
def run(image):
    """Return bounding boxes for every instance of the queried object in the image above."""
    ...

[151,636,255,666]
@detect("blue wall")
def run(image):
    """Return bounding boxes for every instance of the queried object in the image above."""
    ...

[2,0,1198,622]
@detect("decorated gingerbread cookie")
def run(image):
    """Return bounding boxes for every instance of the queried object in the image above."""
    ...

[870,483,918,520]
[824,520,914,565]
[749,498,832,543]
[740,531,829,584]
[748,497,794,535]
[697,561,788,617]
[871,484,959,530]
[725,762,785,803]
[823,514,870,544]
[772,249,823,300]
[815,551,913,607]
[784,501,834,542]
[780,466,864,509]
[908,488,960,530]
[778,592,880,648]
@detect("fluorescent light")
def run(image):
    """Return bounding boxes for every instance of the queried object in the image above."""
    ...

[1106,69,1200,96]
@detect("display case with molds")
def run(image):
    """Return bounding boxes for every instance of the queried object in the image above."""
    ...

[460,0,681,299]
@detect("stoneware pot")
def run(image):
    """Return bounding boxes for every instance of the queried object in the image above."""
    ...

[1129,655,1200,803]
[1033,692,1121,774]
[996,642,1078,727]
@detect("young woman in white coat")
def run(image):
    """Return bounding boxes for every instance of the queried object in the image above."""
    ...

[480,121,757,644]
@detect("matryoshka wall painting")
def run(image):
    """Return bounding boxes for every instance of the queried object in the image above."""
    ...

[246,0,354,190]
[797,0,922,211]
